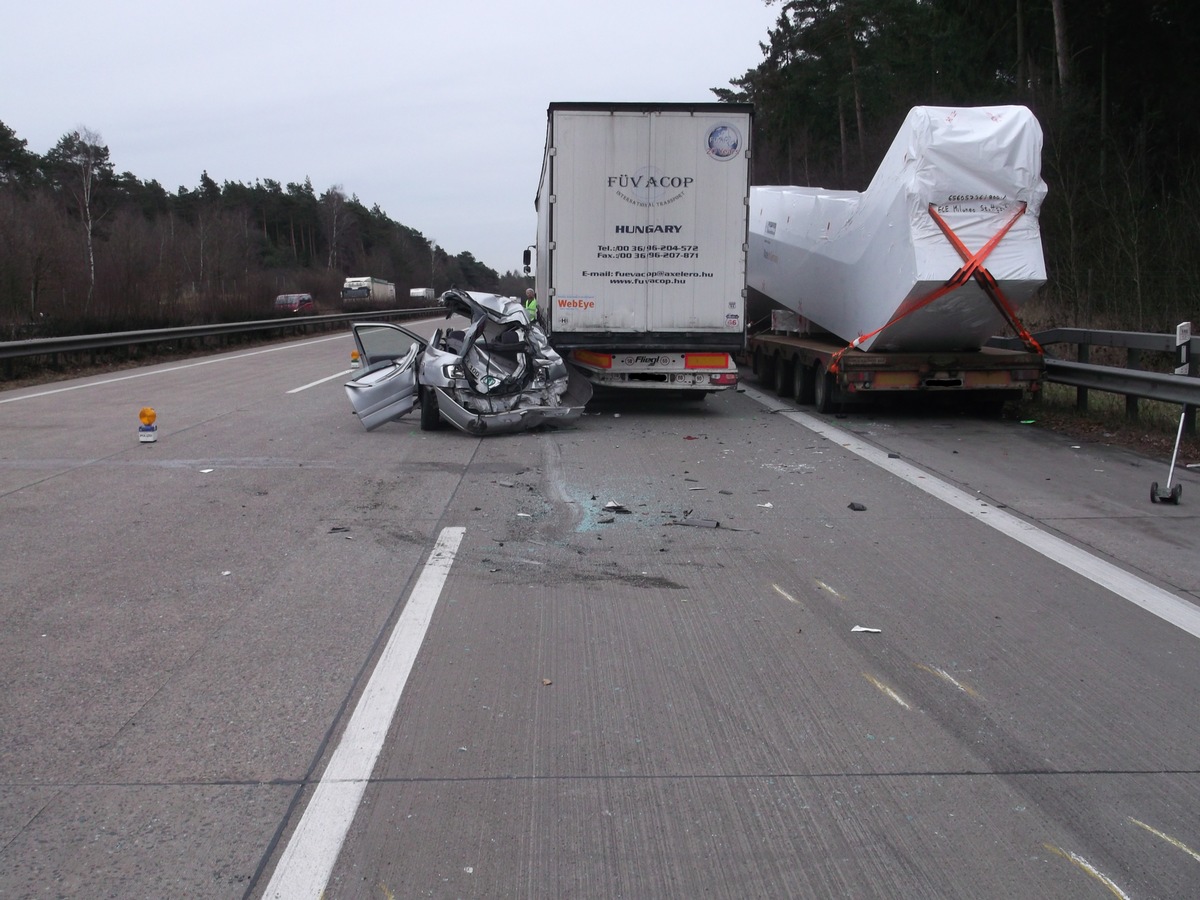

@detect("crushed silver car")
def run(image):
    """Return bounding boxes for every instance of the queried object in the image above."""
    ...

[344,289,591,435]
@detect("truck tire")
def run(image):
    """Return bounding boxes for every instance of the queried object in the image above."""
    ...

[758,349,776,386]
[793,356,815,404]
[813,362,837,414]
[773,355,793,397]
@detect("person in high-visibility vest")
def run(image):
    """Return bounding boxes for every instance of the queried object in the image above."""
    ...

[524,288,538,320]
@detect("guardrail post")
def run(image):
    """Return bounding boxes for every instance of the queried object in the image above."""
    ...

[1075,342,1090,412]
[1184,327,1196,436]
[1125,348,1141,422]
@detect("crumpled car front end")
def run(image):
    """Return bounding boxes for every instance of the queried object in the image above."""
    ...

[419,289,590,434]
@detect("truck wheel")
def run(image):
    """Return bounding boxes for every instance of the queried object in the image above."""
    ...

[419,387,442,431]
[813,362,837,413]
[793,356,814,404]
[773,355,793,397]
[759,350,776,386]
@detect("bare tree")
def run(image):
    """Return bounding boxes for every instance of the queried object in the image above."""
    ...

[319,186,350,270]
[45,128,113,315]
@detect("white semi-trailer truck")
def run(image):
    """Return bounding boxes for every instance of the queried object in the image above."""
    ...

[341,277,396,308]
[529,102,753,396]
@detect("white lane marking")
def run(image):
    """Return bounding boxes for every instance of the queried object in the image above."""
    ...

[1044,844,1132,898]
[772,583,801,604]
[0,334,350,405]
[1128,817,1200,863]
[264,526,466,899]
[288,369,354,393]
[743,386,1200,640]
[917,663,982,700]
[863,673,911,709]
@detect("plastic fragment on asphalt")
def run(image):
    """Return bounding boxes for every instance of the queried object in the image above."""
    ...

[604,500,631,513]
[851,625,881,633]
[541,678,553,686]
[848,502,867,511]
[517,512,532,518]
[200,468,214,473]
[677,518,720,528]
[222,571,231,576]
[757,502,773,508]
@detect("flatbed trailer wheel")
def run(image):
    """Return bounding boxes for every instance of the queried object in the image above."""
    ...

[813,361,837,413]
[774,355,793,397]
[793,356,814,404]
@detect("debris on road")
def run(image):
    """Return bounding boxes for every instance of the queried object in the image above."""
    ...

[851,625,882,633]
[848,502,867,511]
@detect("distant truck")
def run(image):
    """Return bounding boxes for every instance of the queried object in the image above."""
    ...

[528,101,753,396]
[341,277,396,307]
[745,106,1047,412]
[409,287,436,304]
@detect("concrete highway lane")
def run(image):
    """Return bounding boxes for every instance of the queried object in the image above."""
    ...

[1,338,1198,898]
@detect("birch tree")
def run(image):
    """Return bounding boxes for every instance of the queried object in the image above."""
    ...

[45,128,112,315]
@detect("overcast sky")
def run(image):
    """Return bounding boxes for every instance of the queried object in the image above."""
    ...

[2,1,778,276]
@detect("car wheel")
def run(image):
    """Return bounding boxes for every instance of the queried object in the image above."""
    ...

[419,387,442,431]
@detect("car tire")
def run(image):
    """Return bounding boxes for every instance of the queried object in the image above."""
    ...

[419,387,442,431]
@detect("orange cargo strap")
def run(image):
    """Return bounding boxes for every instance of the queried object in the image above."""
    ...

[830,202,1041,374]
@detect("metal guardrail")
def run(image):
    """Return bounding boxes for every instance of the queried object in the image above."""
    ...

[0,308,439,368]
[989,327,1199,429]
[4,318,1197,416]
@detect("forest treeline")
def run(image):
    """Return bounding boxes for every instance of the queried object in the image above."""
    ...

[722,0,1200,332]
[0,126,523,337]
[2,0,1197,338]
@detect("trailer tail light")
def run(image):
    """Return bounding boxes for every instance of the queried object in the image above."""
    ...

[573,349,613,369]
[685,352,730,370]
[710,372,738,386]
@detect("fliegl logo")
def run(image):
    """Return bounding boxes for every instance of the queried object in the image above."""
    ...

[608,167,693,208]
[707,123,742,160]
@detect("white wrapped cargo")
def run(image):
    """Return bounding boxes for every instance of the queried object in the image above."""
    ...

[749,106,1047,352]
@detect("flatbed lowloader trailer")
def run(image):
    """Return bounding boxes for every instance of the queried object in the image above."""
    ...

[745,309,1044,413]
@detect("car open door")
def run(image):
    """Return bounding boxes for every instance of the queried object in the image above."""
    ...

[343,323,426,430]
